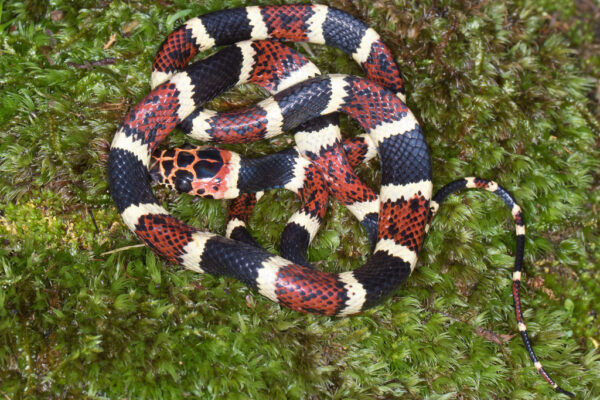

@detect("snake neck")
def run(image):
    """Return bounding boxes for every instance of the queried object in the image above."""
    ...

[237,147,302,193]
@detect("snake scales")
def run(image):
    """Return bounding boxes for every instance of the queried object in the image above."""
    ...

[108,5,573,396]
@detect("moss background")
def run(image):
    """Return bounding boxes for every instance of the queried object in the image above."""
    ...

[1,0,599,398]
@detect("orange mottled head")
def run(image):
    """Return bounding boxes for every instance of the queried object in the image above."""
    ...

[150,146,239,199]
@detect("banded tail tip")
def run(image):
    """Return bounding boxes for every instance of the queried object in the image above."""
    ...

[556,386,575,398]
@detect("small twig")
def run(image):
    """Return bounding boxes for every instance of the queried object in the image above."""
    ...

[100,244,145,256]
[103,33,116,50]
[438,311,514,344]
[66,58,116,69]
[475,326,515,345]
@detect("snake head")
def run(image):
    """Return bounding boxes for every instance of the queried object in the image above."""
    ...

[150,145,238,199]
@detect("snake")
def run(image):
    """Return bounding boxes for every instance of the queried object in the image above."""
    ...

[107,4,573,396]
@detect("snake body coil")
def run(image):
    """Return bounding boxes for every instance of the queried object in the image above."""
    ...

[108,5,573,396]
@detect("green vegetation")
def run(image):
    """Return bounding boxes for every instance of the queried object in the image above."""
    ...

[1,0,598,398]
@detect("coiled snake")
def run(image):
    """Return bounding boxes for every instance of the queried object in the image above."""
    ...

[108,4,573,396]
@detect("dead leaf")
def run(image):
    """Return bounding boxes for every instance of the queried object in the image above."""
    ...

[246,294,255,308]
[528,275,545,289]
[122,20,139,35]
[50,10,64,21]
[475,326,516,345]
[542,287,556,300]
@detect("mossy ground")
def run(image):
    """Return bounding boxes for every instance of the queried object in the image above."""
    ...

[1,0,599,398]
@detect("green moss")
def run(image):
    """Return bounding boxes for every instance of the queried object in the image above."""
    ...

[1,0,599,398]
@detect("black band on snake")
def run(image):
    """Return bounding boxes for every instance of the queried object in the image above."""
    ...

[107,5,573,396]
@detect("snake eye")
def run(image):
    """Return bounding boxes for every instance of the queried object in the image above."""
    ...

[173,170,193,193]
